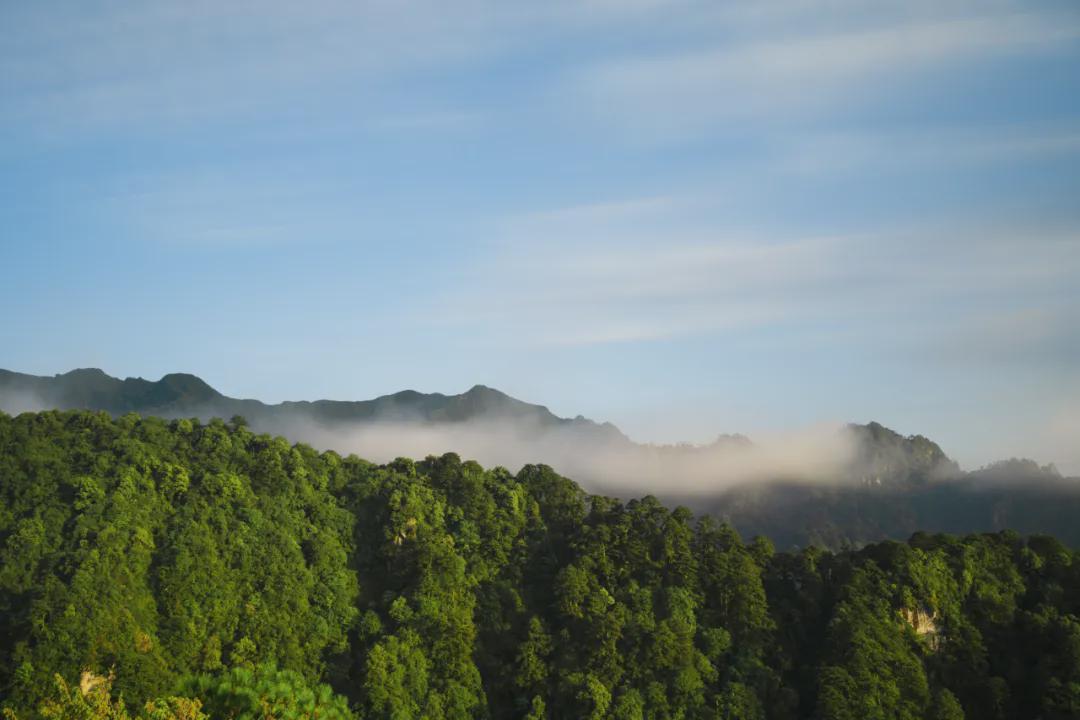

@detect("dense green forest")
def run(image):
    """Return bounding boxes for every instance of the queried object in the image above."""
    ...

[1,411,1079,719]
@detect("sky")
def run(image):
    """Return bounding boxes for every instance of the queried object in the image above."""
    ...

[2,0,1079,473]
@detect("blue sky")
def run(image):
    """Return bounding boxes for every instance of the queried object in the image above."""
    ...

[2,0,1079,472]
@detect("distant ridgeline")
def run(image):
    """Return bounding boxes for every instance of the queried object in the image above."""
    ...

[0,367,625,437]
[1,367,1077,550]
[696,423,1077,549]
[1,410,1080,719]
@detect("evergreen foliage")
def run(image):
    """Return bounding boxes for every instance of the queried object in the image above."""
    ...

[1,410,1078,718]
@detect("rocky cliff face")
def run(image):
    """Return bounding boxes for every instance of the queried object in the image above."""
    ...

[900,607,941,650]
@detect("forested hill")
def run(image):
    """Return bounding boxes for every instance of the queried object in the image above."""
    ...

[2,410,1080,719]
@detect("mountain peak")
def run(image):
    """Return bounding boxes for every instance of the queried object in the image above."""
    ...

[159,372,215,388]
[464,384,502,397]
[849,420,959,485]
[62,367,109,378]
[156,373,221,401]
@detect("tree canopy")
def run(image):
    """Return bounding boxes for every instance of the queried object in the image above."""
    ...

[1,410,1078,718]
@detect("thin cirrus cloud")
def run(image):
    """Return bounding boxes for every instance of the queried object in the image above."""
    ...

[773,128,1080,177]
[0,0,727,138]
[431,195,1080,352]
[1,1,537,136]
[573,10,1079,139]
[6,0,1072,140]
[435,197,867,347]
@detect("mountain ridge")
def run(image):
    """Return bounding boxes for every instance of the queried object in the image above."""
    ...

[0,367,1040,482]
[0,366,928,450]
[0,367,632,446]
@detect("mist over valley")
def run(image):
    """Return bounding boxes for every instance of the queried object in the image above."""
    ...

[4,366,1075,548]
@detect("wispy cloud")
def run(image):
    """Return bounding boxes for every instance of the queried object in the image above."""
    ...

[430,194,1080,350]
[773,128,1080,176]
[574,9,1079,140]
[0,0,719,138]
[5,0,1075,146]
[1,1,532,137]
[430,195,857,345]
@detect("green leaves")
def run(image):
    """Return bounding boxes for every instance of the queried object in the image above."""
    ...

[2,411,1080,720]
[181,665,352,720]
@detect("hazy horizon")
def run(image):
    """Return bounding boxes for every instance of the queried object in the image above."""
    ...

[0,365,1073,479]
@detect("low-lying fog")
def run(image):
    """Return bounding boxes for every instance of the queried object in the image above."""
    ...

[261,415,860,496]
[4,387,1072,495]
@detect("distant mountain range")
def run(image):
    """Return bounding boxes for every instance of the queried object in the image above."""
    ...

[0,367,621,437]
[2,367,1076,548]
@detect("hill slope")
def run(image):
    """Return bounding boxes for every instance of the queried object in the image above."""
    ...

[1,410,1078,720]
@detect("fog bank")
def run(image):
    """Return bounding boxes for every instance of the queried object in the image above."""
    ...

[270,415,859,496]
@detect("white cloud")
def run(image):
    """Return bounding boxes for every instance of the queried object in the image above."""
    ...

[6,0,1073,141]
[0,0,723,137]
[774,128,1080,176]
[574,10,1079,139]
[272,413,859,495]
[1,1,531,136]
[426,191,1080,352]
[429,195,858,345]
[2,0,1074,162]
